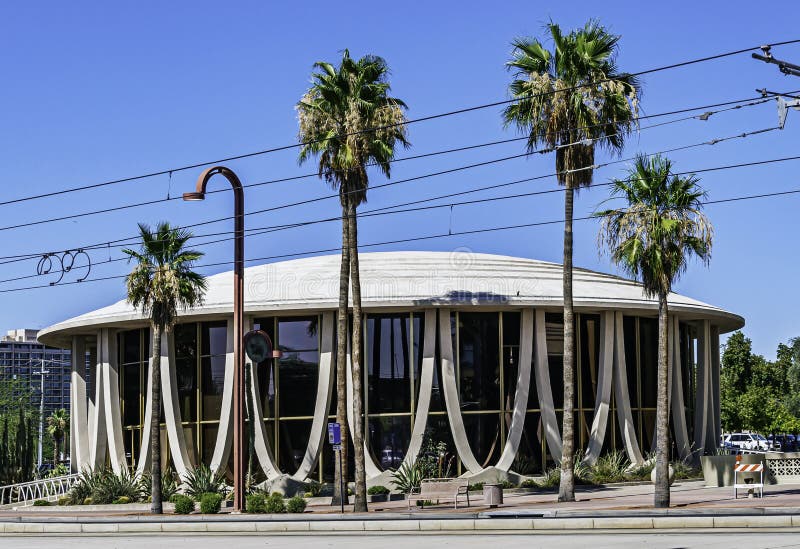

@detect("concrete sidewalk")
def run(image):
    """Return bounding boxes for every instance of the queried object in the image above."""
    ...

[5,481,800,535]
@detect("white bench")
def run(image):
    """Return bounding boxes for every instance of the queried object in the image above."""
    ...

[733,462,764,498]
[407,478,470,509]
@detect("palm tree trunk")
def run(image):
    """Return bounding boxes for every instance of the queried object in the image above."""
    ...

[150,325,163,514]
[333,202,351,508]
[558,183,576,503]
[654,291,671,508]
[347,200,368,513]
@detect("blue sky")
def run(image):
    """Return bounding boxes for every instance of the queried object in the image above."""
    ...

[0,1,797,358]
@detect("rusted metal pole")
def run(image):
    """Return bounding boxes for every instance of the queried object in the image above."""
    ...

[185,166,245,512]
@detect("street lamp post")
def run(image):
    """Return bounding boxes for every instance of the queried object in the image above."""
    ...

[34,361,50,469]
[183,166,245,512]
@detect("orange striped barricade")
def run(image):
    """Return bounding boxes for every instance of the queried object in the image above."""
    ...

[733,462,764,499]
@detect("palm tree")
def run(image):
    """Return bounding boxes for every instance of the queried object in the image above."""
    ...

[597,154,712,508]
[46,409,68,465]
[123,222,206,513]
[502,20,640,502]
[297,49,409,511]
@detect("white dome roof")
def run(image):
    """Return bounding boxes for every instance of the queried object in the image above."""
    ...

[38,251,743,346]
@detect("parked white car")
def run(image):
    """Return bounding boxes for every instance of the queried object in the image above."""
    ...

[722,432,771,451]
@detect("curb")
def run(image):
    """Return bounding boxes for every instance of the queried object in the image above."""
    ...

[2,515,800,534]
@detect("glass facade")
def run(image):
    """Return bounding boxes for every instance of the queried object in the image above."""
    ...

[117,310,697,477]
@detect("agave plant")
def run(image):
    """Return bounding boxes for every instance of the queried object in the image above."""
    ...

[182,464,227,500]
[92,469,140,504]
[390,462,422,494]
[67,468,107,505]
[139,469,179,502]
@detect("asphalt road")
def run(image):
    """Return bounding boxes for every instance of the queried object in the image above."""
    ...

[6,533,800,548]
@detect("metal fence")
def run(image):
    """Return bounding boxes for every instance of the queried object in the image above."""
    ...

[0,474,78,507]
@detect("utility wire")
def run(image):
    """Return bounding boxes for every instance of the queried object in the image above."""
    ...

[0,118,786,266]
[0,95,773,236]
[3,180,800,295]
[2,38,798,207]
[4,151,800,287]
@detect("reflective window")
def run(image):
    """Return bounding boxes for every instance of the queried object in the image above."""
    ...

[367,314,411,414]
[458,312,500,411]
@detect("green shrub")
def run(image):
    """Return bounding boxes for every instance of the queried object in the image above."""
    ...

[305,480,322,497]
[265,492,286,513]
[303,491,314,498]
[672,460,700,480]
[539,468,561,488]
[33,499,50,506]
[47,463,70,478]
[57,496,70,506]
[246,493,267,513]
[626,458,655,481]
[589,451,629,484]
[173,494,195,514]
[168,493,182,504]
[112,496,131,504]
[199,492,223,514]
[82,497,93,505]
[520,478,538,488]
[183,464,226,500]
[286,496,306,514]
[468,482,484,491]
[367,485,389,496]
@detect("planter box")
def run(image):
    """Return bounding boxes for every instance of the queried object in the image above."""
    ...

[701,455,736,487]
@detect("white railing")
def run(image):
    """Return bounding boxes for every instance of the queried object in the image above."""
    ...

[0,474,78,507]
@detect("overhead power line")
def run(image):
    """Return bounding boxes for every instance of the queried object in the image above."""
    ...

[3,150,800,287]
[3,38,799,207]
[2,180,800,295]
[0,118,787,267]
[0,96,777,248]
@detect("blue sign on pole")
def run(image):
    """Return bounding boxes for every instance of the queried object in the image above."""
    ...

[327,422,341,446]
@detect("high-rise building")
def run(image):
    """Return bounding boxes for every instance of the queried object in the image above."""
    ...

[0,329,71,417]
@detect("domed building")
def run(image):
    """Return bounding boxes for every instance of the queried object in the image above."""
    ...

[38,251,742,483]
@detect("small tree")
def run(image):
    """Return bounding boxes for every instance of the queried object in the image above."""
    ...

[46,409,69,465]
[123,222,206,513]
[598,153,712,508]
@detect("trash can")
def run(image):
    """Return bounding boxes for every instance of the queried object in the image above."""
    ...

[483,483,503,507]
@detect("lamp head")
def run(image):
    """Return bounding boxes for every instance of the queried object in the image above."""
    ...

[182,191,206,201]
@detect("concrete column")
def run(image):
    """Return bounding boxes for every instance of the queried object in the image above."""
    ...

[534,309,562,463]
[210,318,235,475]
[613,312,644,465]
[401,309,437,468]
[70,336,88,472]
[438,309,482,474]
[496,308,533,471]
[710,325,722,451]
[87,340,106,470]
[134,327,155,478]
[670,316,691,460]
[292,312,335,480]
[694,320,712,455]
[160,330,194,478]
[582,311,614,466]
[99,328,126,473]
